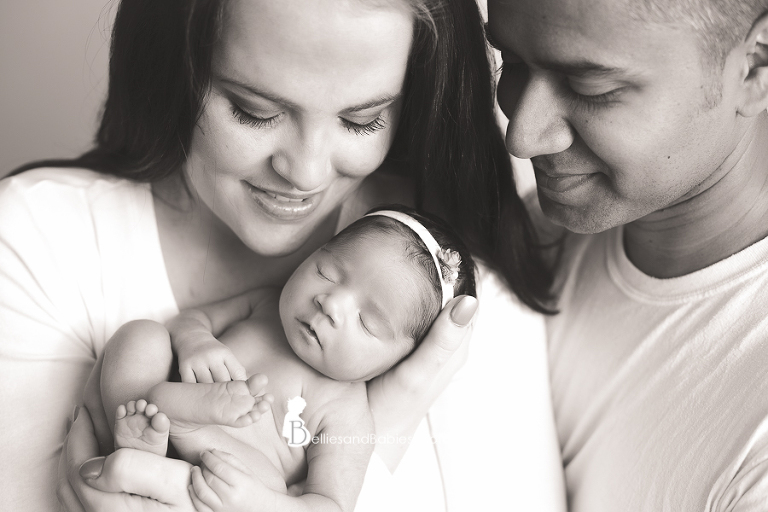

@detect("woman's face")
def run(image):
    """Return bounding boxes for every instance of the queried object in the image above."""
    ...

[185,0,414,256]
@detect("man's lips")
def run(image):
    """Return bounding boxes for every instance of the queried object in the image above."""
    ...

[533,167,597,194]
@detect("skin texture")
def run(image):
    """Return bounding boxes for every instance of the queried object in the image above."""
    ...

[488,0,768,277]
[280,235,430,382]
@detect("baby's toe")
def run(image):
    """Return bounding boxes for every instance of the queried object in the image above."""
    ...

[150,412,170,434]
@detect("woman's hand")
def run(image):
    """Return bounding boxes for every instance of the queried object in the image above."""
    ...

[366,295,478,470]
[57,407,196,511]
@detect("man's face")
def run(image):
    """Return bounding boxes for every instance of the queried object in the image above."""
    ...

[489,0,748,233]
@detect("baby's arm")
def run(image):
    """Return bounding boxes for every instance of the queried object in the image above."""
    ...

[168,288,277,383]
[189,389,375,512]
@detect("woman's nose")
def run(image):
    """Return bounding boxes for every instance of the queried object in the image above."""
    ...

[271,125,333,192]
[314,290,354,327]
[500,71,574,160]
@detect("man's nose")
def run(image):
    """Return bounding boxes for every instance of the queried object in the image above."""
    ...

[501,71,574,160]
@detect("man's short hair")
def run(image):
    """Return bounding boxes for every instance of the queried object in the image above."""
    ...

[630,0,768,102]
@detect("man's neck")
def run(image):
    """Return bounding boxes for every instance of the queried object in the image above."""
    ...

[624,118,768,278]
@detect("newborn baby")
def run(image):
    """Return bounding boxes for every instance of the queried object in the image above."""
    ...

[95,205,476,512]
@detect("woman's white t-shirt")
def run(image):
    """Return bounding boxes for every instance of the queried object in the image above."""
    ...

[0,168,565,511]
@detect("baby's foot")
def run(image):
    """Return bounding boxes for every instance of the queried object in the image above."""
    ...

[157,374,273,430]
[114,399,170,456]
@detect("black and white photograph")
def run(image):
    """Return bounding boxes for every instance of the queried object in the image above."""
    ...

[2,0,768,510]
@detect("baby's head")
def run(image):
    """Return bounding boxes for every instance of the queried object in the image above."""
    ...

[279,205,476,382]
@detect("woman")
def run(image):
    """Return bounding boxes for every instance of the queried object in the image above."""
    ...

[0,0,564,510]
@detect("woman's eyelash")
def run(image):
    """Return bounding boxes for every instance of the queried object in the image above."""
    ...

[231,104,280,129]
[342,116,386,136]
[231,103,386,136]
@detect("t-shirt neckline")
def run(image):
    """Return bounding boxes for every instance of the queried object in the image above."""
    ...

[606,225,768,304]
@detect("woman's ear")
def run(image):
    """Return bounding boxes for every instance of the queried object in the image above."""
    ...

[738,11,768,117]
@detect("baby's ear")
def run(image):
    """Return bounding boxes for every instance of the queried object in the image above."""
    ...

[738,11,768,116]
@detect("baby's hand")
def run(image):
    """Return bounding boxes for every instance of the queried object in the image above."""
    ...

[176,332,248,384]
[189,450,276,512]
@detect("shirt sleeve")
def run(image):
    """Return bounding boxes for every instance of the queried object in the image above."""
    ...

[711,422,768,512]
[0,175,102,511]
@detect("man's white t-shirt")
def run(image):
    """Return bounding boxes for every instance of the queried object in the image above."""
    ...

[548,226,768,511]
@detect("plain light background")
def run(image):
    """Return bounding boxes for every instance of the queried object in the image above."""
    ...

[0,0,116,177]
[0,0,535,190]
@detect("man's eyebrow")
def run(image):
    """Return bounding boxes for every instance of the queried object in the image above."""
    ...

[543,60,624,79]
[218,75,400,114]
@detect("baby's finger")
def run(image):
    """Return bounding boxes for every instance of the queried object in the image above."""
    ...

[208,449,251,475]
[201,466,230,496]
[188,484,215,512]
[224,357,248,382]
[193,367,214,384]
[191,466,223,509]
[180,366,197,384]
[201,450,244,486]
[210,363,232,383]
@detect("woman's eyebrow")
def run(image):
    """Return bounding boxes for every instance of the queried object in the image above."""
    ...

[219,77,300,109]
[339,93,402,115]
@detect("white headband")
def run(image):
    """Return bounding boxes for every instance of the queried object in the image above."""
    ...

[365,210,460,308]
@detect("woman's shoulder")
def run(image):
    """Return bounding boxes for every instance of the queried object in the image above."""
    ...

[1,167,145,202]
[0,167,153,237]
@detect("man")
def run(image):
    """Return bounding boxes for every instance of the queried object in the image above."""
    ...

[488,0,768,510]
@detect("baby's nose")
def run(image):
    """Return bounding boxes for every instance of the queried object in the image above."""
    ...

[314,291,354,327]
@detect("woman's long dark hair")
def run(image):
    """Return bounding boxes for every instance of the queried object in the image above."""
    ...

[10,0,554,313]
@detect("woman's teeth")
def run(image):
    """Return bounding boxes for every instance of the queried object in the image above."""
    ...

[266,191,305,203]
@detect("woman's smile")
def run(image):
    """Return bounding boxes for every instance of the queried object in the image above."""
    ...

[243,181,320,221]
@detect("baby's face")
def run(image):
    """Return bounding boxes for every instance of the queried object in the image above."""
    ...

[279,234,430,382]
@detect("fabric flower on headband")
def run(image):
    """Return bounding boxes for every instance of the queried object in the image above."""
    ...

[437,248,461,287]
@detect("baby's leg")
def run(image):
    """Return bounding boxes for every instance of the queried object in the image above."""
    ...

[101,320,175,452]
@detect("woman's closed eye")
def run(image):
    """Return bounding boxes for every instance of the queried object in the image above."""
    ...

[342,115,387,136]
[231,103,281,129]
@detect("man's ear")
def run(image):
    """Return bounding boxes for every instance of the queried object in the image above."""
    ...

[738,11,768,117]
